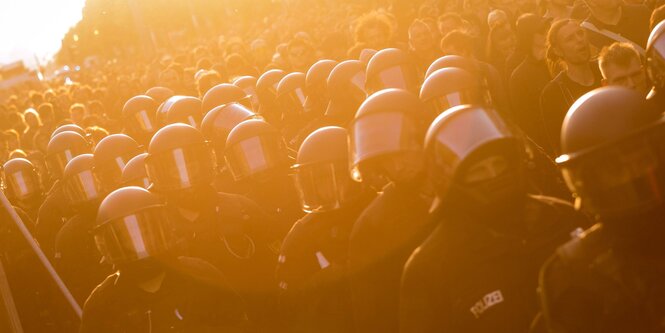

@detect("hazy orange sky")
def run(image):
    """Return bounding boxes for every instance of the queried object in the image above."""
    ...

[0,0,86,68]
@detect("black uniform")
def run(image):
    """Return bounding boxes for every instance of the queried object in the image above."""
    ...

[79,256,248,333]
[35,182,73,259]
[539,214,665,333]
[168,186,282,332]
[399,195,588,333]
[276,192,375,333]
[348,182,434,333]
[54,208,111,304]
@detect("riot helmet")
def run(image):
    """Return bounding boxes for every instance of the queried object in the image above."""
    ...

[93,134,143,192]
[94,186,177,266]
[293,126,361,212]
[62,154,103,208]
[556,87,665,220]
[145,124,216,193]
[46,131,91,180]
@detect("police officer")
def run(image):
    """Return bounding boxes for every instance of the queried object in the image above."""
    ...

[277,72,308,148]
[539,87,665,332]
[233,76,260,111]
[119,153,150,189]
[277,126,375,333]
[199,103,257,193]
[3,157,44,220]
[419,67,483,121]
[290,60,339,147]
[145,86,175,106]
[365,48,420,95]
[256,69,287,126]
[122,95,159,146]
[224,119,304,235]
[399,105,588,333]
[202,83,253,115]
[159,96,203,128]
[36,131,91,259]
[346,89,435,333]
[646,20,665,109]
[92,134,143,193]
[144,123,281,331]
[80,186,248,332]
[54,154,110,304]
[324,60,367,127]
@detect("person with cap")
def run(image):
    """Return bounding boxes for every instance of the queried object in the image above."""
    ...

[276,126,375,333]
[53,154,111,304]
[36,130,91,259]
[399,105,588,333]
[144,123,281,331]
[79,186,248,332]
[346,89,436,333]
[539,87,665,333]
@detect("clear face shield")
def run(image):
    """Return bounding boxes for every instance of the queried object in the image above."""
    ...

[424,90,480,118]
[428,108,515,198]
[293,161,362,212]
[46,147,88,179]
[127,109,156,134]
[368,65,418,94]
[145,144,216,192]
[5,168,41,202]
[280,87,307,120]
[63,169,103,207]
[95,150,142,190]
[350,112,421,182]
[94,205,177,265]
[225,135,285,181]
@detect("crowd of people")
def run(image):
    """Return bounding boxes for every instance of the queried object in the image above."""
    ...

[1,0,665,331]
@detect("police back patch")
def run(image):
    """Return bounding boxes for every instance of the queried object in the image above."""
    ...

[470,290,504,319]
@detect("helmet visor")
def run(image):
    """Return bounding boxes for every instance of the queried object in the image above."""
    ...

[96,150,142,190]
[63,170,102,206]
[562,127,665,218]
[146,144,215,191]
[6,169,40,201]
[350,112,421,169]
[47,147,88,179]
[280,88,307,119]
[294,161,360,212]
[226,136,282,181]
[432,108,513,170]
[131,110,156,132]
[94,206,175,265]
[426,90,478,116]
